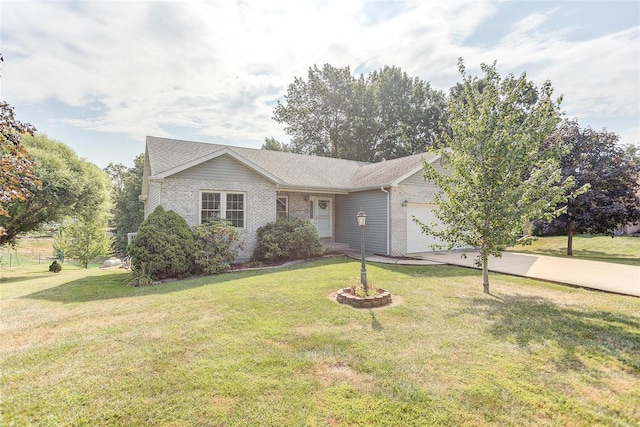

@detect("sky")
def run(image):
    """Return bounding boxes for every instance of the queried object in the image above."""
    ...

[2,0,639,169]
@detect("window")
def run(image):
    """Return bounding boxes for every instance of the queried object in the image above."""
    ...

[276,196,288,218]
[201,192,245,228]
[201,192,221,222]
[225,193,244,227]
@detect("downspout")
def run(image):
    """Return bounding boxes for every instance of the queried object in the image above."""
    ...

[380,187,390,256]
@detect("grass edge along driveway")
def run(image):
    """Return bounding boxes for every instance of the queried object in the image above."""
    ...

[2,257,639,426]
[509,235,640,266]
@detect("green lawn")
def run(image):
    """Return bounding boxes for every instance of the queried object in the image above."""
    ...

[1,258,639,426]
[510,235,640,266]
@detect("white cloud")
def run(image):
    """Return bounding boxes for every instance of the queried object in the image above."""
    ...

[2,0,638,163]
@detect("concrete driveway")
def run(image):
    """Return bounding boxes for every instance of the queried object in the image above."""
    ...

[409,250,640,297]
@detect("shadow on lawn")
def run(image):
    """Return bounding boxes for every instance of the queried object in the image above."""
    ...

[373,262,480,278]
[0,274,50,284]
[21,269,272,304]
[466,294,640,373]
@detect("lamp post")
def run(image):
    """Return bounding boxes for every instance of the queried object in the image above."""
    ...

[356,209,368,293]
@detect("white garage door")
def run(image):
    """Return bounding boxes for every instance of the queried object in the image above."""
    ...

[406,204,446,253]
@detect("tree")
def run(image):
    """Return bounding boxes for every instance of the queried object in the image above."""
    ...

[1,79,40,240]
[261,137,290,152]
[273,64,447,162]
[104,162,128,192]
[56,216,113,268]
[538,120,640,254]
[368,66,448,161]
[105,154,144,253]
[274,64,356,159]
[0,134,112,245]
[418,60,573,294]
[57,163,113,268]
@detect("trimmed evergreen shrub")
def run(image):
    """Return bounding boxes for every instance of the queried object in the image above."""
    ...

[193,220,245,274]
[128,206,195,280]
[253,217,324,263]
[49,260,62,273]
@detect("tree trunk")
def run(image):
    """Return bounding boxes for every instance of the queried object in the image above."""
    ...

[567,220,574,256]
[482,254,490,294]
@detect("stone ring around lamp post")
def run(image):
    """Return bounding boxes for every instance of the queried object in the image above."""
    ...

[336,287,392,308]
[333,209,392,308]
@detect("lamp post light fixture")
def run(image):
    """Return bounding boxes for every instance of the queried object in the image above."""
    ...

[356,209,368,293]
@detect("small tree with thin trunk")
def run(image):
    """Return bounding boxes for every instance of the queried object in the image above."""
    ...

[417,59,574,294]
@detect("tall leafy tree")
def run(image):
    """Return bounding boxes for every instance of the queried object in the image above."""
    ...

[0,134,111,245]
[105,154,144,253]
[261,137,290,152]
[104,162,128,192]
[274,64,356,159]
[418,60,573,294]
[369,66,448,161]
[538,120,640,254]
[273,64,447,162]
[1,58,40,240]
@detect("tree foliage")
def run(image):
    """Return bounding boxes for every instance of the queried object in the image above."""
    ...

[105,154,144,253]
[0,134,112,245]
[535,120,640,253]
[0,94,40,240]
[261,137,290,152]
[56,216,113,268]
[273,64,447,162]
[418,60,572,294]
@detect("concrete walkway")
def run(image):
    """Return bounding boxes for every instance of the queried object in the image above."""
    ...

[341,249,640,298]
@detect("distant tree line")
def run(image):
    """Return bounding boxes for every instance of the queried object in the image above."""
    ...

[268,64,448,162]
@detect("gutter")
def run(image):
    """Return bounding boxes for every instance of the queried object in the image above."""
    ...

[380,187,390,256]
[277,186,349,195]
[349,183,395,192]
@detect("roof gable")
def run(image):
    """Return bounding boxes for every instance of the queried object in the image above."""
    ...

[145,136,440,190]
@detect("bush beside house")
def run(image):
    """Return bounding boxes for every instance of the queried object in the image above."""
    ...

[128,206,195,280]
[128,209,324,285]
[253,217,325,263]
[193,220,245,274]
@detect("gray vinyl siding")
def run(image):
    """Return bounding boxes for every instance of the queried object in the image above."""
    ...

[402,170,428,186]
[335,190,388,255]
[400,160,447,188]
[144,181,162,218]
[172,154,265,182]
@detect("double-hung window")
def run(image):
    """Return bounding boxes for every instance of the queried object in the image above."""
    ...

[201,191,245,228]
[276,196,288,219]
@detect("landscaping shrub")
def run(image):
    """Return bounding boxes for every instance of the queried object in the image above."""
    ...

[193,220,245,274]
[127,262,154,287]
[49,260,62,273]
[127,206,195,280]
[531,219,564,236]
[253,217,324,263]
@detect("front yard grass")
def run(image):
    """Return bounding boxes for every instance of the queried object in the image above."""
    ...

[1,257,639,426]
[510,235,640,266]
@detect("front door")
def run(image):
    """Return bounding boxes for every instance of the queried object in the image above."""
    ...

[310,197,332,238]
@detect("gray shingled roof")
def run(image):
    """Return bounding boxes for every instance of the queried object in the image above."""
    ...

[146,136,437,191]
